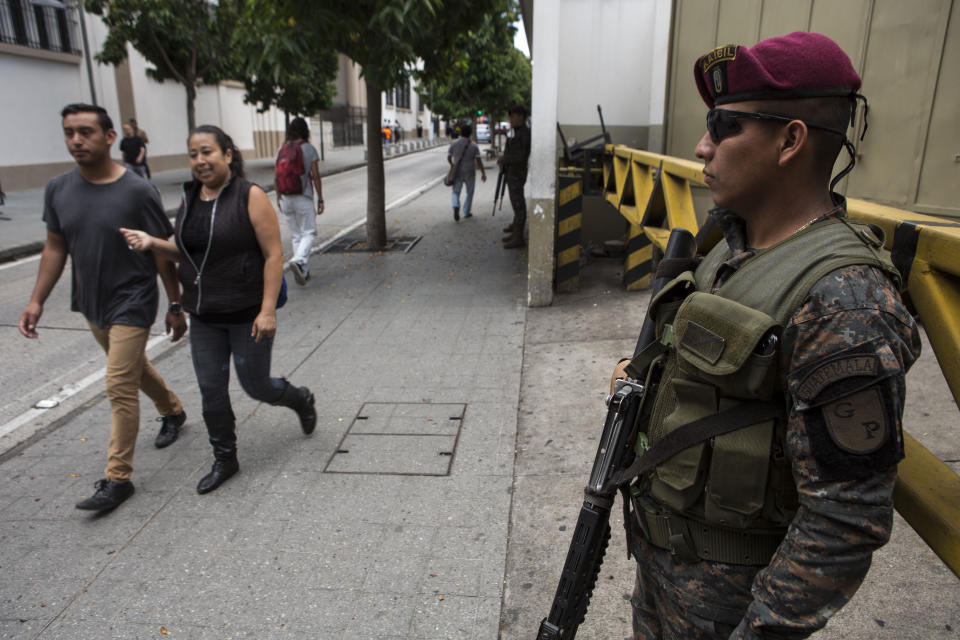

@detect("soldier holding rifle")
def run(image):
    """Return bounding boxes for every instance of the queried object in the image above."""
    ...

[541,32,922,640]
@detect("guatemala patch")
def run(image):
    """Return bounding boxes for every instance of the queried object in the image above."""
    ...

[822,388,888,454]
[795,354,878,403]
[788,339,894,409]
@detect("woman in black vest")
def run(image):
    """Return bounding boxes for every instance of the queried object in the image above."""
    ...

[120,125,315,495]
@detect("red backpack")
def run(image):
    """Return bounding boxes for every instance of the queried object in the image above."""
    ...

[275,140,305,195]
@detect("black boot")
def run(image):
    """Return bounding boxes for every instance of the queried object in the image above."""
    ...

[453,206,460,222]
[273,379,316,434]
[197,410,239,495]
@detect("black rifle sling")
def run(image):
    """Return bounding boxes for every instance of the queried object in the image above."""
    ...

[609,399,783,488]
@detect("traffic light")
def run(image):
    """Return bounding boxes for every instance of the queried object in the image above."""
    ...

[477,109,483,116]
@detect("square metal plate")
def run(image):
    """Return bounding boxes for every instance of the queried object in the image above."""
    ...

[324,403,465,475]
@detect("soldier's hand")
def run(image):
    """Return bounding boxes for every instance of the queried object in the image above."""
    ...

[610,359,630,395]
[19,302,43,339]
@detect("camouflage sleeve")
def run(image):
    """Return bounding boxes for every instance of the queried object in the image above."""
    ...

[732,265,922,640]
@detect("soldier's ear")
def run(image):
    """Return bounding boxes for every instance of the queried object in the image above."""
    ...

[777,120,809,168]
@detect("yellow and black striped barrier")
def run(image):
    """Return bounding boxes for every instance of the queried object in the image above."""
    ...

[624,224,653,290]
[602,142,960,578]
[555,175,583,292]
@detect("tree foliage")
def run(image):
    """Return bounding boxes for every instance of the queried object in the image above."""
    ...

[421,1,531,122]
[85,0,242,131]
[235,0,338,116]
[276,0,501,248]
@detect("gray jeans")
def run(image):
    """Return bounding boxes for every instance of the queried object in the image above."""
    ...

[189,316,285,414]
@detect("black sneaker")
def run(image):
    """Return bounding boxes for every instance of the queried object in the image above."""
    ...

[154,410,186,448]
[463,212,473,218]
[453,207,460,222]
[290,261,307,286]
[75,479,135,511]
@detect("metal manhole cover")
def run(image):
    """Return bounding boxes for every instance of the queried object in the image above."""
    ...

[321,235,422,254]
[324,402,465,475]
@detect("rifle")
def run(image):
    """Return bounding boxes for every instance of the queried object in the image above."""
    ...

[492,166,506,216]
[536,228,698,640]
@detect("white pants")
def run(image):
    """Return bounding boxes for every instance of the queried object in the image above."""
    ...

[280,194,317,266]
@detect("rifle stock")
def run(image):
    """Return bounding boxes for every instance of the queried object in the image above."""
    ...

[536,228,697,639]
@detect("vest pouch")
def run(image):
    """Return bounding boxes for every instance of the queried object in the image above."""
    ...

[704,397,774,528]
[648,271,697,341]
[649,378,715,511]
[673,292,781,399]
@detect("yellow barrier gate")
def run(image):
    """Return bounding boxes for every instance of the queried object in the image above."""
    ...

[602,143,960,578]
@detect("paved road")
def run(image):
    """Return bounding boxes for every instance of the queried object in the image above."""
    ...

[0,146,449,432]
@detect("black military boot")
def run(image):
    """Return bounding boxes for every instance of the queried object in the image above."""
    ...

[503,229,525,249]
[272,379,316,435]
[76,478,135,511]
[197,410,239,495]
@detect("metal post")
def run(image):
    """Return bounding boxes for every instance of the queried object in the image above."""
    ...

[76,0,97,105]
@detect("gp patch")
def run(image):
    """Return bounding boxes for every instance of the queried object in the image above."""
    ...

[822,388,888,454]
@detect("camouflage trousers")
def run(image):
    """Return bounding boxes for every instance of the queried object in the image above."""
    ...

[630,535,755,639]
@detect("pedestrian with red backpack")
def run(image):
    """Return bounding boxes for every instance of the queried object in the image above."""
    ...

[275,117,324,285]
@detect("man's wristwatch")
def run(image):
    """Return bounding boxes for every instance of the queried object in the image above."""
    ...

[168,302,183,315]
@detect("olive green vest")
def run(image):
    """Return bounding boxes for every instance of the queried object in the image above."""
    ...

[632,217,899,563]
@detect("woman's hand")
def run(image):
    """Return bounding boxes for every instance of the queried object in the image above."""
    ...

[251,310,276,343]
[119,227,155,251]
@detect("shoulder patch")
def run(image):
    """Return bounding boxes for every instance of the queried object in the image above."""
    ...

[796,354,878,402]
[822,388,888,454]
[788,339,897,409]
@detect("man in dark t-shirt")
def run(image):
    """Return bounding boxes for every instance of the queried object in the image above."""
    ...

[18,104,187,513]
[119,123,147,179]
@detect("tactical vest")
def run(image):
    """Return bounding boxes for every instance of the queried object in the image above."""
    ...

[629,216,899,565]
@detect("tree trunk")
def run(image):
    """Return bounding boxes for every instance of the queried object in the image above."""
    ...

[365,79,387,249]
[186,83,196,132]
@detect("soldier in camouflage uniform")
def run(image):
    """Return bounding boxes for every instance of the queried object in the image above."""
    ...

[499,105,531,249]
[611,32,922,639]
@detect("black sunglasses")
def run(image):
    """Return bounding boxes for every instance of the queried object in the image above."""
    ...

[706,108,845,144]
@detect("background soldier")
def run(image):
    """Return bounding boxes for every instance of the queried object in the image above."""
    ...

[612,32,922,639]
[499,105,530,249]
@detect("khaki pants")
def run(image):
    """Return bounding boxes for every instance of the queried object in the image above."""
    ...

[88,323,183,482]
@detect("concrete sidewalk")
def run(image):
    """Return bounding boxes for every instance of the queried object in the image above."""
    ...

[0,140,447,264]
[0,168,526,639]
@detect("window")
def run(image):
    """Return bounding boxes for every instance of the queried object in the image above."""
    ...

[385,87,393,106]
[1,0,82,55]
[395,79,411,109]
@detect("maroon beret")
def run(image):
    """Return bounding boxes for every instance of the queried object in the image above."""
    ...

[694,31,861,108]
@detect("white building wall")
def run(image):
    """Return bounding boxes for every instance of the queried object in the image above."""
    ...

[128,45,192,157]
[555,0,669,127]
[0,54,88,166]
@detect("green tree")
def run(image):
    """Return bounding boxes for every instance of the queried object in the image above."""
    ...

[236,1,338,117]
[279,0,499,249]
[85,0,242,131]
[422,2,531,125]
